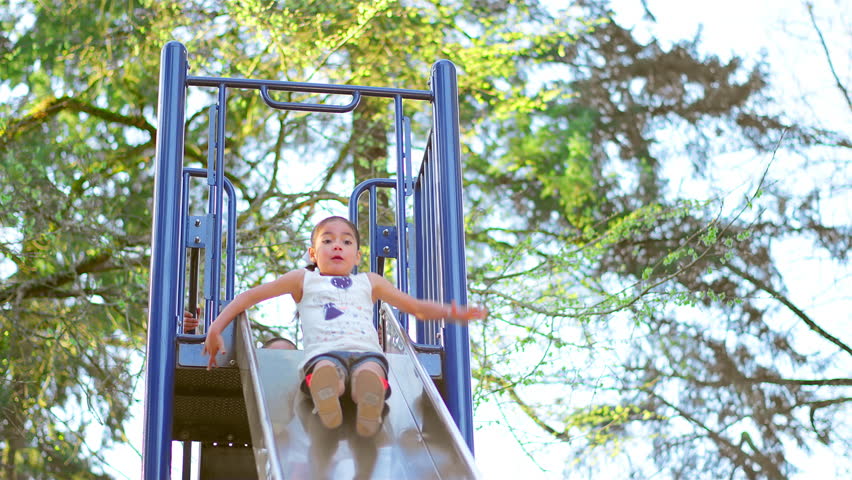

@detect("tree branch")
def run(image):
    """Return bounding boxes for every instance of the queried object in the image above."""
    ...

[479,373,570,441]
[0,252,117,303]
[725,261,852,357]
[643,388,781,478]
[806,2,852,111]
[1,96,155,150]
[636,367,852,387]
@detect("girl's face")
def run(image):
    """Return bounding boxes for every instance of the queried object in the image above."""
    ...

[308,219,361,276]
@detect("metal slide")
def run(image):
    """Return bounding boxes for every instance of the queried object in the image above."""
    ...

[234,304,483,480]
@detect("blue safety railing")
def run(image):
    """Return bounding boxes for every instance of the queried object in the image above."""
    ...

[144,41,474,478]
[176,167,237,341]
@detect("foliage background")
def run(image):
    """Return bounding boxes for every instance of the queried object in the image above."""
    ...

[1,0,849,479]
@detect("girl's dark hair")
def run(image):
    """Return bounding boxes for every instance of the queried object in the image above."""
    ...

[306,216,360,271]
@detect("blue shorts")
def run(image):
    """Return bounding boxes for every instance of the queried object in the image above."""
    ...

[300,350,391,399]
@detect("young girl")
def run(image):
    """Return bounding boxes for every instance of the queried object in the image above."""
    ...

[203,216,487,437]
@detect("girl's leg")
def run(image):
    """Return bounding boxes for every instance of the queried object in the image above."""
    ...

[306,359,346,429]
[350,360,388,437]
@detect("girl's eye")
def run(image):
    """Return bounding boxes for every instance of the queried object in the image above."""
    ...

[344,240,353,245]
[322,239,332,244]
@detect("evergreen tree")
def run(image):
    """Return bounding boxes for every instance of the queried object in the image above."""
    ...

[1,0,848,478]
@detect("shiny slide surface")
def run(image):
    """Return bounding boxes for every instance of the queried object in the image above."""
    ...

[235,305,482,480]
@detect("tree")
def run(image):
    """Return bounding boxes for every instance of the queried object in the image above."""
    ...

[0,0,572,476]
[462,1,851,478]
[1,1,163,477]
[2,0,848,478]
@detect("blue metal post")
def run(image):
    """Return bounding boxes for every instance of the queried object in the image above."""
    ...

[431,60,475,451]
[393,95,410,328]
[206,86,228,326]
[143,41,187,479]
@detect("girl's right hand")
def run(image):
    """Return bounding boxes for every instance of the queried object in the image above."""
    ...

[202,330,226,370]
[183,308,200,333]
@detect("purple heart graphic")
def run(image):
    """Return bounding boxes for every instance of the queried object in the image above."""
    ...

[330,276,353,289]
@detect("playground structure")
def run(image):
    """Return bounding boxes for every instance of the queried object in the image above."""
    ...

[143,42,481,478]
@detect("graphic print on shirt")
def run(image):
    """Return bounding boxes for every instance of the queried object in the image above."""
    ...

[323,276,353,320]
[323,303,344,320]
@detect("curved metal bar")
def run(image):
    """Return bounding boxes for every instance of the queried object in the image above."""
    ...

[349,178,397,225]
[188,75,432,101]
[260,86,361,113]
[349,178,397,277]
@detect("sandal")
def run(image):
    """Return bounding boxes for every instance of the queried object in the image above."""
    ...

[352,369,387,437]
[307,364,343,429]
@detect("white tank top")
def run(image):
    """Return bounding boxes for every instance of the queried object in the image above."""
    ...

[297,269,381,368]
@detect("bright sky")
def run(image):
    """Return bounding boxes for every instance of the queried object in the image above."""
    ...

[473,1,851,479]
[98,0,850,478]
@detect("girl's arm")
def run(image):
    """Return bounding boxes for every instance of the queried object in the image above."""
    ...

[368,272,487,322]
[203,269,305,369]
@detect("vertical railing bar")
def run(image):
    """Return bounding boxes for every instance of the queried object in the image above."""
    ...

[206,105,217,186]
[368,183,380,330]
[206,84,227,326]
[406,205,419,336]
[177,171,191,335]
[404,116,414,197]
[428,142,443,344]
[419,165,429,342]
[369,184,378,275]
[403,116,417,336]
[223,179,237,302]
[181,441,192,480]
[425,149,432,342]
[393,95,410,329]
[432,142,442,344]
[421,154,432,343]
[201,104,216,332]
[414,170,427,344]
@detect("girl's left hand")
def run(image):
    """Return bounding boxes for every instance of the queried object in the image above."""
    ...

[448,301,488,322]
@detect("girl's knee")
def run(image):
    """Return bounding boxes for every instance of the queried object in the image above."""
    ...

[352,359,386,378]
